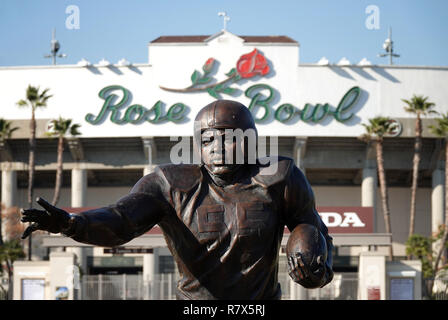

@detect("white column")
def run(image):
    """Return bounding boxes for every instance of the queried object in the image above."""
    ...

[362,166,377,231]
[431,168,445,258]
[358,252,386,300]
[143,249,159,299]
[289,279,308,300]
[71,168,87,207]
[294,137,307,174]
[431,168,444,234]
[142,137,157,176]
[70,167,88,279]
[143,248,159,299]
[49,252,76,300]
[1,168,17,243]
[1,168,17,208]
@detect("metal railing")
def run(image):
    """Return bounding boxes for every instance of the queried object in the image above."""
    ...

[423,277,448,300]
[280,272,359,300]
[81,273,178,300]
[80,272,360,300]
[307,273,359,300]
[79,273,448,300]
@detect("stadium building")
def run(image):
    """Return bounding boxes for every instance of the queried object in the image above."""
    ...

[1,30,447,300]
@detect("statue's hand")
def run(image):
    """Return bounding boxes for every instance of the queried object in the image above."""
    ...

[287,252,328,288]
[21,197,72,239]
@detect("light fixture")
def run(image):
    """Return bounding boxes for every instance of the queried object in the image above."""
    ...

[117,58,131,66]
[98,58,111,67]
[357,58,372,66]
[317,57,329,66]
[44,28,67,65]
[77,58,91,67]
[337,57,350,66]
[378,27,400,65]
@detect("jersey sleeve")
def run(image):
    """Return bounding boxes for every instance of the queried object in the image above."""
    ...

[283,164,333,252]
[283,165,319,230]
[64,171,171,247]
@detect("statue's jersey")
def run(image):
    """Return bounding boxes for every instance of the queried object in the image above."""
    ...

[156,165,283,299]
[69,156,331,300]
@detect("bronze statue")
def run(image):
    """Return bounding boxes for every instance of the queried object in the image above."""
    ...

[21,100,333,300]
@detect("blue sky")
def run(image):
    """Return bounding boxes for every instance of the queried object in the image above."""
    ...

[1,0,447,67]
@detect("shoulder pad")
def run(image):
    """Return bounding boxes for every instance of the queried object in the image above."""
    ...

[155,164,202,192]
[252,156,294,187]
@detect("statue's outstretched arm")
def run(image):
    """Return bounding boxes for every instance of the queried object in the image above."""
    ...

[21,173,167,247]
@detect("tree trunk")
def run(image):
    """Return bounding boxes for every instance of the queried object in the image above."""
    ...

[409,113,422,238]
[433,139,448,278]
[28,108,36,209]
[376,139,394,260]
[52,135,64,206]
[27,107,36,261]
[5,259,12,300]
[0,204,3,246]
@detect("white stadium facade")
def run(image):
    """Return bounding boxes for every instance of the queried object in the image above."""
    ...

[1,30,447,300]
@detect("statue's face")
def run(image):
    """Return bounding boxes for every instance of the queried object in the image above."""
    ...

[201,128,243,176]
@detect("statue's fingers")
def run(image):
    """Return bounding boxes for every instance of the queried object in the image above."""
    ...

[287,256,296,277]
[36,197,56,213]
[287,256,296,272]
[21,208,47,218]
[21,216,37,223]
[36,197,67,216]
[288,255,303,280]
[21,223,40,239]
[21,208,46,216]
[296,254,310,278]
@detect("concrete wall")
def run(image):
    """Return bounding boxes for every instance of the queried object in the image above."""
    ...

[15,186,132,208]
[386,260,422,300]
[13,260,51,300]
[13,252,77,300]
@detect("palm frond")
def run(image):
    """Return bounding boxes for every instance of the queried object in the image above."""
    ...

[20,85,51,109]
[361,116,395,140]
[0,118,20,140]
[70,123,82,136]
[47,117,82,137]
[429,112,448,138]
[403,95,436,116]
[16,99,28,107]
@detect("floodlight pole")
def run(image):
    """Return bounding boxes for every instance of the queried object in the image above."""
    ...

[44,28,66,65]
[218,12,230,31]
[378,27,400,65]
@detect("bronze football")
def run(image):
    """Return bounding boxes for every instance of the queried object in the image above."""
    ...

[286,224,327,269]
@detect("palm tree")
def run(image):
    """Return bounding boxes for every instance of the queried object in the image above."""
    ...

[403,95,437,238]
[17,85,52,260]
[46,117,81,206]
[360,117,397,260]
[0,118,19,143]
[0,118,19,247]
[428,112,448,278]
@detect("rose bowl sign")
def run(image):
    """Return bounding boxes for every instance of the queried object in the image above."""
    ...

[85,47,363,128]
[317,207,373,234]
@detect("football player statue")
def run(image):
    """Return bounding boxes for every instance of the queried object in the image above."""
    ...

[21,100,333,300]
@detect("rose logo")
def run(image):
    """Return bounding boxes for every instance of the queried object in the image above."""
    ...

[159,48,271,98]
[203,58,215,73]
[236,49,270,79]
